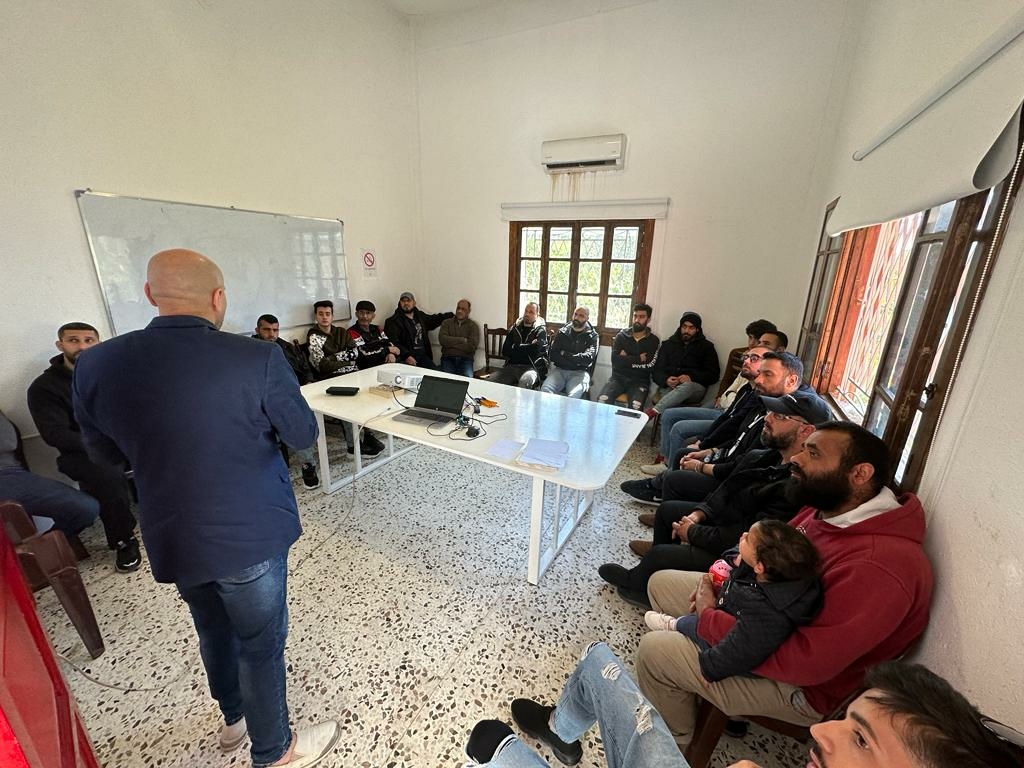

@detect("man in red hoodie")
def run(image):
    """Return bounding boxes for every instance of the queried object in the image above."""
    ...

[635,421,933,749]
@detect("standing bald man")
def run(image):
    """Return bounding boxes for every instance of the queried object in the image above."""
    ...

[73,249,338,767]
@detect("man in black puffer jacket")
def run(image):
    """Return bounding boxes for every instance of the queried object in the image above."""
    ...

[648,311,720,417]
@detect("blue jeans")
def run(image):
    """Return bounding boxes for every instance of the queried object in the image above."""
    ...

[659,407,721,460]
[177,555,291,767]
[440,355,474,377]
[0,466,99,537]
[485,642,687,768]
[651,382,706,413]
[674,614,711,651]
[540,366,590,399]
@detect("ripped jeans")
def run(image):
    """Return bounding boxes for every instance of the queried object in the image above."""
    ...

[485,642,687,767]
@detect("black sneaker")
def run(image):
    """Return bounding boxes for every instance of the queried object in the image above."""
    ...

[616,586,652,610]
[301,463,320,490]
[510,699,582,766]
[725,719,749,738]
[348,440,382,457]
[597,562,630,588]
[115,536,142,573]
[362,433,386,454]
[465,719,514,764]
[619,479,661,506]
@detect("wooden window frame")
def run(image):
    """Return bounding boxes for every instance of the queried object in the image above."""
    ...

[506,220,654,345]
[799,141,1023,492]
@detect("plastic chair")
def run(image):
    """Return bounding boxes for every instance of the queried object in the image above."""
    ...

[0,500,104,659]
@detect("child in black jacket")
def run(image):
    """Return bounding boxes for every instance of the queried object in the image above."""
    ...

[644,519,822,682]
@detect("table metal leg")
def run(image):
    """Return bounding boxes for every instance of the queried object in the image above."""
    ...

[527,480,596,585]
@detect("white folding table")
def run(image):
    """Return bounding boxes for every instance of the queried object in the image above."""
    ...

[301,365,646,584]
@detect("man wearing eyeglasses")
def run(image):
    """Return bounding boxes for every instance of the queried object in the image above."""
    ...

[622,347,797,505]
[644,345,773,477]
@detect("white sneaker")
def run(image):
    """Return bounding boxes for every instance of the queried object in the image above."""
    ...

[644,611,676,632]
[272,720,341,767]
[219,717,247,752]
[640,463,668,476]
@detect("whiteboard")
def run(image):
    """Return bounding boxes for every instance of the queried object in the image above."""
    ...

[76,191,349,336]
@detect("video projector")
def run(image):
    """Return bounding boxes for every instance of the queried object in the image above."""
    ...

[376,367,423,391]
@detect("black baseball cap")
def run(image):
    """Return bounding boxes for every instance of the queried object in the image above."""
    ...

[759,392,833,426]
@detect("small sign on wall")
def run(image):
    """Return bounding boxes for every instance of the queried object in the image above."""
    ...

[361,248,378,278]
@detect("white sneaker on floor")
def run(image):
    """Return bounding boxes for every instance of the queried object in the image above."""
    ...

[219,717,247,752]
[640,462,668,476]
[644,611,676,632]
[273,720,341,767]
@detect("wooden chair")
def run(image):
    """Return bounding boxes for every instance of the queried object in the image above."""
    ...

[683,637,925,768]
[474,324,507,378]
[0,500,105,659]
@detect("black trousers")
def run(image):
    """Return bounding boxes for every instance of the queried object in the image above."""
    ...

[655,465,720,502]
[57,454,136,548]
[619,500,718,595]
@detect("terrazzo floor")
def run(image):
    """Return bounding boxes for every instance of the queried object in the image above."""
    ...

[35,421,810,768]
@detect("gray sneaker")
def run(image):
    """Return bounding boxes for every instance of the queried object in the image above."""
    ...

[640,462,668,476]
[219,717,247,752]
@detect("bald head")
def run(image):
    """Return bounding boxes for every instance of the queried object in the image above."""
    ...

[144,249,227,328]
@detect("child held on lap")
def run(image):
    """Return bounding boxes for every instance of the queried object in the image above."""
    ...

[645,519,823,682]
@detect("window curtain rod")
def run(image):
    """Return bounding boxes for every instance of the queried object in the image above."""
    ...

[853,7,1024,162]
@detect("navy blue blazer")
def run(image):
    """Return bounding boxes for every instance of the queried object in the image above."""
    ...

[73,315,318,586]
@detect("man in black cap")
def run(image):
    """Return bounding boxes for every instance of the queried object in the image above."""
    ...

[647,312,720,418]
[347,300,400,369]
[383,291,453,369]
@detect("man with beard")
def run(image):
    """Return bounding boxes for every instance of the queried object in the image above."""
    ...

[384,291,453,369]
[635,422,933,752]
[646,312,720,417]
[643,344,772,477]
[27,322,140,572]
[438,298,481,377]
[597,303,660,410]
[540,306,600,398]
[622,351,807,505]
[461,648,1020,768]
[598,391,830,604]
[491,302,549,388]
[73,249,338,767]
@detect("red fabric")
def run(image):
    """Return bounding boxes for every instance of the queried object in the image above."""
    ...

[0,527,100,768]
[697,493,933,715]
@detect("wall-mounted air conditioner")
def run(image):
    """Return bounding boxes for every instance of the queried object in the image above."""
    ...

[541,133,626,174]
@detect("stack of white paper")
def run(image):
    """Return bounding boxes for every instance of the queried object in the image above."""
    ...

[516,438,570,471]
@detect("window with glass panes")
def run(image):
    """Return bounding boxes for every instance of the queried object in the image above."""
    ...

[798,145,1022,492]
[507,220,653,344]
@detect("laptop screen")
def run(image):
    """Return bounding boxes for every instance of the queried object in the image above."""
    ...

[413,376,469,415]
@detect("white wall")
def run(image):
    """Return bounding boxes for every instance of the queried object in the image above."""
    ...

[815,0,1024,728]
[412,0,855,374]
[1,0,421,436]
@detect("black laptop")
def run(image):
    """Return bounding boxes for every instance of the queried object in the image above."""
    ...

[391,375,469,424]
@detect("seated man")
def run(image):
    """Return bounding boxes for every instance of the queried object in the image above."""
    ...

[438,298,480,377]
[600,391,827,605]
[306,301,383,457]
[383,291,453,369]
[713,318,777,409]
[254,314,320,490]
[540,307,599,399]
[643,344,772,476]
[646,312,720,417]
[596,303,659,410]
[717,329,788,410]
[347,300,400,368]
[27,322,140,572]
[0,409,99,537]
[624,351,808,505]
[636,423,934,751]
[464,643,1021,768]
[491,302,548,388]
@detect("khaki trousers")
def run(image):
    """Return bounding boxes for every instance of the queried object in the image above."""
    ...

[635,570,822,748]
